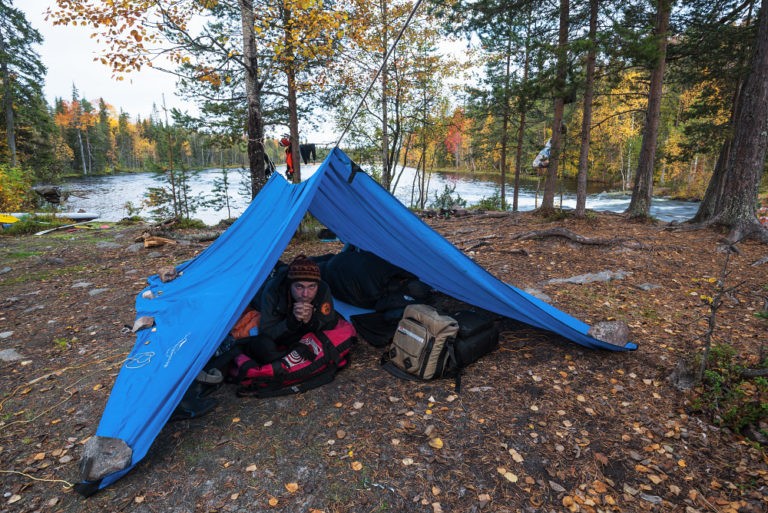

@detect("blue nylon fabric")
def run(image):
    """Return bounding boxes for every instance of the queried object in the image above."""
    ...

[90,147,635,492]
[309,149,637,352]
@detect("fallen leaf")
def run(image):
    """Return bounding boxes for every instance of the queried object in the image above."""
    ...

[509,448,524,463]
[478,493,491,507]
[268,497,279,507]
[135,496,145,503]
[678,459,687,468]
[576,395,586,402]
[8,495,21,504]
[432,485,442,496]
[429,438,444,449]
[336,430,346,439]
[232,417,240,423]
[231,493,239,500]
[93,384,103,391]
[285,482,299,493]
[351,461,363,471]
[264,420,273,427]
[594,452,609,465]
[33,452,45,460]
[432,502,443,513]
[246,464,257,472]
[353,401,364,409]
[402,457,414,466]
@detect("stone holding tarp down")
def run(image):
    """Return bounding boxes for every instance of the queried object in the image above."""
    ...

[76,437,132,493]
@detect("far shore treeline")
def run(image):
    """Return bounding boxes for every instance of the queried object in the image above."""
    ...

[0,0,766,232]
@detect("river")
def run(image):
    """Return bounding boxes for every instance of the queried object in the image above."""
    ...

[57,164,700,225]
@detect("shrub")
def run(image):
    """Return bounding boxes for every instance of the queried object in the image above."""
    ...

[0,165,33,212]
[429,184,467,210]
[691,343,768,437]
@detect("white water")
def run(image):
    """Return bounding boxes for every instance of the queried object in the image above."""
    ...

[58,164,700,225]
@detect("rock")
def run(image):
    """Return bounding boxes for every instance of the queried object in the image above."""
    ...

[524,288,552,302]
[72,281,94,288]
[547,270,629,285]
[45,257,66,266]
[668,359,696,391]
[79,436,132,482]
[125,243,144,253]
[636,283,661,291]
[96,241,122,250]
[132,316,155,332]
[587,320,631,345]
[0,348,23,361]
[0,331,13,339]
[0,266,11,275]
[88,288,110,296]
[159,267,179,282]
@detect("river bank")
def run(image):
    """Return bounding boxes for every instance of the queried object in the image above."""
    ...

[1,212,766,512]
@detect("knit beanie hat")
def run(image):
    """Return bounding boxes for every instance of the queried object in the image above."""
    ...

[287,255,321,282]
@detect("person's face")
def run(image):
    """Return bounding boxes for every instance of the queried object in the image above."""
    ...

[290,280,318,303]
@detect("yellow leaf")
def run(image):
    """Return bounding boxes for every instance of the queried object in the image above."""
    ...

[648,474,662,484]
[429,438,443,449]
[504,472,518,483]
[135,496,145,503]
[232,417,240,423]
[268,497,278,507]
[678,459,687,468]
[93,384,102,391]
[33,452,46,460]
[231,493,239,500]
[285,482,299,493]
[509,448,524,463]
[351,461,363,471]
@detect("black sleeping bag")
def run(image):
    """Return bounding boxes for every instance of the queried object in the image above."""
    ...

[323,250,428,309]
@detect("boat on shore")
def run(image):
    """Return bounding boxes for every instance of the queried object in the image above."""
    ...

[5,212,101,222]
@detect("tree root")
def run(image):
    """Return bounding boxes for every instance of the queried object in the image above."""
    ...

[509,227,647,249]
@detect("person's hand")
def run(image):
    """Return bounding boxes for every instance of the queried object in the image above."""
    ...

[293,302,314,324]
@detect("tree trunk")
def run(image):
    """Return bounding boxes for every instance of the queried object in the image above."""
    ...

[284,4,301,183]
[575,0,598,218]
[0,34,17,168]
[500,37,512,211]
[380,0,390,190]
[626,0,671,219]
[541,0,569,213]
[239,0,266,198]
[713,0,768,239]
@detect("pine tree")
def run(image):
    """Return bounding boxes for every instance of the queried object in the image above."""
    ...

[0,0,47,168]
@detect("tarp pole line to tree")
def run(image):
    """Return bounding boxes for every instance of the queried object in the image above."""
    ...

[334,0,426,151]
[75,148,635,496]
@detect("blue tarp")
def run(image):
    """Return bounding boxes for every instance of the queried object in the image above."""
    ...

[83,148,636,493]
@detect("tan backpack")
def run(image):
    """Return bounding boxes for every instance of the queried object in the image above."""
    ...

[382,304,460,380]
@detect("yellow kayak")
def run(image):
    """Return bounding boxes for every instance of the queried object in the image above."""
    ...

[0,214,20,223]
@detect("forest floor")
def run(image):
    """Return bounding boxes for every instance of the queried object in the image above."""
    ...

[1,210,767,513]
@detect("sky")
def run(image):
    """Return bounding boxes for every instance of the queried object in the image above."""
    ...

[20,0,189,120]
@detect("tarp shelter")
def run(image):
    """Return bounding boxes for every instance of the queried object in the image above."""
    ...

[77,148,636,495]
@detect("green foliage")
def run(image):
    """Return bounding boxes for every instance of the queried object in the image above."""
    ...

[692,343,768,437]
[429,184,467,210]
[174,218,207,230]
[0,165,33,211]
[472,191,507,211]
